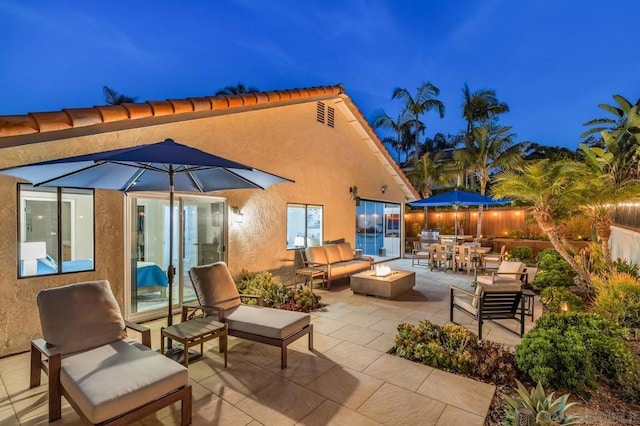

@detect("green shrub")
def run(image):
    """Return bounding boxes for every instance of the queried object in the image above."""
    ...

[505,246,533,263]
[508,229,525,240]
[236,269,321,312]
[540,286,585,313]
[515,312,640,399]
[592,272,640,332]
[536,249,573,274]
[532,249,575,290]
[614,258,640,279]
[532,269,574,290]
[503,380,579,425]
[394,320,515,384]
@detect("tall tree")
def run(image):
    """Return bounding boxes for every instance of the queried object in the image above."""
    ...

[103,86,137,105]
[392,81,445,155]
[580,95,640,267]
[409,152,449,197]
[492,159,592,287]
[372,110,412,162]
[461,83,509,134]
[459,84,510,188]
[454,123,527,236]
[215,82,259,96]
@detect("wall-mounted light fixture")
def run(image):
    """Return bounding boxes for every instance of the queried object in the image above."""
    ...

[349,186,358,200]
[381,184,387,194]
[231,206,244,223]
[349,186,361,206]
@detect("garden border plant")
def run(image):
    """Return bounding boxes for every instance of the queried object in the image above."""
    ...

[235,269,322,312]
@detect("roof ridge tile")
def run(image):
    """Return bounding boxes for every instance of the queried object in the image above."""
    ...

[0,84,344,138]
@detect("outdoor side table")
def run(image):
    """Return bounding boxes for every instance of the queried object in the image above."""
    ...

[295,267,326,289]
[161,317,228,368]
[522,289,535,321]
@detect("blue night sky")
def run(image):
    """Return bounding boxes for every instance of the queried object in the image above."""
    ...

[1,0,638,150]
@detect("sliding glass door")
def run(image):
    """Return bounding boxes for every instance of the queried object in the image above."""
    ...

[127,194,226,319]
[355,200,401,259]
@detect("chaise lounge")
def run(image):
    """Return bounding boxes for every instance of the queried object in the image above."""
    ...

[185,262,313,368]
[30,280,192,425]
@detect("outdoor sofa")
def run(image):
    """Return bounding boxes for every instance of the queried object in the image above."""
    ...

[30,280,192,425]
[305,242,372,289]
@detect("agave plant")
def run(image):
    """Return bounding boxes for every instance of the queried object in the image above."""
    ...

[503,380,579,425]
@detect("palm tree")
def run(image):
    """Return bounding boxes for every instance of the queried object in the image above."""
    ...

[372,110,412,162]
[455,123,527,236]
[103,86,137,105]
[579,96,640,266]
[409,152,449,197]
[392,82,445,155]
[215,82,260,96]
[461,83,509,134]
[492,159,592,287]
[459,84,510,189]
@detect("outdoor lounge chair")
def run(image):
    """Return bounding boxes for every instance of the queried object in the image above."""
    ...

[476,260,528,286]
[450,282,525,339]
[30,280,192,425]
[184,262,313,368]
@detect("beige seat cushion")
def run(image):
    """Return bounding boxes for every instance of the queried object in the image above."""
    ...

[61,339,188,424]
[481,283,522,293]
[329,264,347,278]
[453,296,477,316]
[476,275,523,286]
[342,260,370,275]
[306,246,328,265]
[190,262,241,311]
[36,280,126,355]
[337,243,354,261]
[225,304,310,339]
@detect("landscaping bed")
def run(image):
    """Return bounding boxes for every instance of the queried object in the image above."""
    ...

[486,339,640,425]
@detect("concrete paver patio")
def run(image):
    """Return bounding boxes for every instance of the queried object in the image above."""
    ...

[0,259,541,425]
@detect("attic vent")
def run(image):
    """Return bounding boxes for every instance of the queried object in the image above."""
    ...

[327,106,335,128]
[316,102,325,123]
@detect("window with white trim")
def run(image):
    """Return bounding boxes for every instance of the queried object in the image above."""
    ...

[286,204,323,249]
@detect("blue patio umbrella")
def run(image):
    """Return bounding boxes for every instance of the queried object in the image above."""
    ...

[0,139,293,331]
[409,189,510,237]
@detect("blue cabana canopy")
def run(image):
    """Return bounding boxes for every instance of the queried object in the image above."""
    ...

[409,189,509,207]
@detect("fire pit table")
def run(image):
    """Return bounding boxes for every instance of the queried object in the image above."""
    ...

[350,266,415,299]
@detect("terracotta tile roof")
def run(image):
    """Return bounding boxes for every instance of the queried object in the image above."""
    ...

[0,83,419,198]
[0,85,344,138]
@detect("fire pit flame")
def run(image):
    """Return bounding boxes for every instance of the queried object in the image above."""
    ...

[374,265,392,277]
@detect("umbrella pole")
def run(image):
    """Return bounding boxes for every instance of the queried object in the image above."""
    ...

[454,205,459,240]
[168,170,175,333]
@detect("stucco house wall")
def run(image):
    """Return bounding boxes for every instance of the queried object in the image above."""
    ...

[0,86,418,356]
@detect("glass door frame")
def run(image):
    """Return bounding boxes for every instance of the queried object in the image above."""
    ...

[355,199,402,260]
[124,192,228,322]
